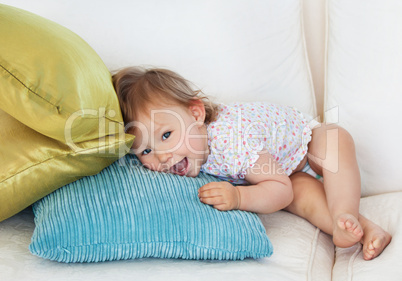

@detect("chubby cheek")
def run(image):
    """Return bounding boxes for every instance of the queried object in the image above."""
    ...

[192,162,203,177]
[185,135,205,155]
[188,155,207,178]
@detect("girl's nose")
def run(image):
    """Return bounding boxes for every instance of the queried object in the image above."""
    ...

[156,151,172,163]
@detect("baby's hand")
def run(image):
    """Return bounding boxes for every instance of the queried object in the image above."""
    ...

[198,182,241,211]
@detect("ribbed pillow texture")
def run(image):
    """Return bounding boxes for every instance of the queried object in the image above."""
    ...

[30,154,273,263]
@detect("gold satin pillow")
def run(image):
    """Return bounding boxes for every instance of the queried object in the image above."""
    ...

[0,110,133,221]
[0,5,134,221]
[0,4,122,143]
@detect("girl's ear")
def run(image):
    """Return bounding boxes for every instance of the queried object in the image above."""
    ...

[189,99,206,125]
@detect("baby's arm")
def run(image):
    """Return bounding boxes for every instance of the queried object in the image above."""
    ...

[198,152,293,214]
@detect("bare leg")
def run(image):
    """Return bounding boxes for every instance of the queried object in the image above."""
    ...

[285,172,391,260]
[307,124,363,247]
[285,172,333,234]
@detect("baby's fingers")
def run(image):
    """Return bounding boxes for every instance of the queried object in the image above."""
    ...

[199,196,230,211]
[198,187,221,199]
[199,195,224,206]
[198,182,222,193]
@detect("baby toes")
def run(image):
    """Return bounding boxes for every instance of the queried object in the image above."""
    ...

[333,214,363,248]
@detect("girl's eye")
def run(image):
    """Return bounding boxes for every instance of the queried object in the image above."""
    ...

[162,131,171,140]
[142,148,152,155]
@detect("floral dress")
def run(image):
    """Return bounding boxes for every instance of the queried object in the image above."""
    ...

[200,102,312,184]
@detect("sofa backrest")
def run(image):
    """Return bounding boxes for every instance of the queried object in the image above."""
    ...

[2,0,316,118]
[325,0,402,196]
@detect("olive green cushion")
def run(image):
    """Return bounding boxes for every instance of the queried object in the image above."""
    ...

[0,4,134,221]
[0,4,122,143]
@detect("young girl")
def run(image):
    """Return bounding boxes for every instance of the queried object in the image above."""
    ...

[113,66,391,260]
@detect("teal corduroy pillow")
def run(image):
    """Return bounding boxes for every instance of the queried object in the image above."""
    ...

[29,154,273,263]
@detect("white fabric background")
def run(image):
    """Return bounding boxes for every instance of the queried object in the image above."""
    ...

[325,0,402,196]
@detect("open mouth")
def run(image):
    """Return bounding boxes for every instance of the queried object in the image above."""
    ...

[170,157,189,176]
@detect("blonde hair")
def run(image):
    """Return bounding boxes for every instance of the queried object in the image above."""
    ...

[112,67,218,128]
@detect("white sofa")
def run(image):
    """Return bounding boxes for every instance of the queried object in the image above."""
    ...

[1,1,401,280]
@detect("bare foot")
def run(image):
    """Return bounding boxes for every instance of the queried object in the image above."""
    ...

[333,214,364,248]
[361,220,392,260]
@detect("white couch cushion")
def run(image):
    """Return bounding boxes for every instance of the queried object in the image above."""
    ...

[259,211,334,281]
[325,0,402,196]
[332,192,402,280]
[3,0,316,117]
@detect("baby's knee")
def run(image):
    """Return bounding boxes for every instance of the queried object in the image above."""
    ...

[336,126,355,146]
[314,124,355,151]
[326,124,353,140]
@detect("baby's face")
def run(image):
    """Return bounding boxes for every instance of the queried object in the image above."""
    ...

[130,103,209,177]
